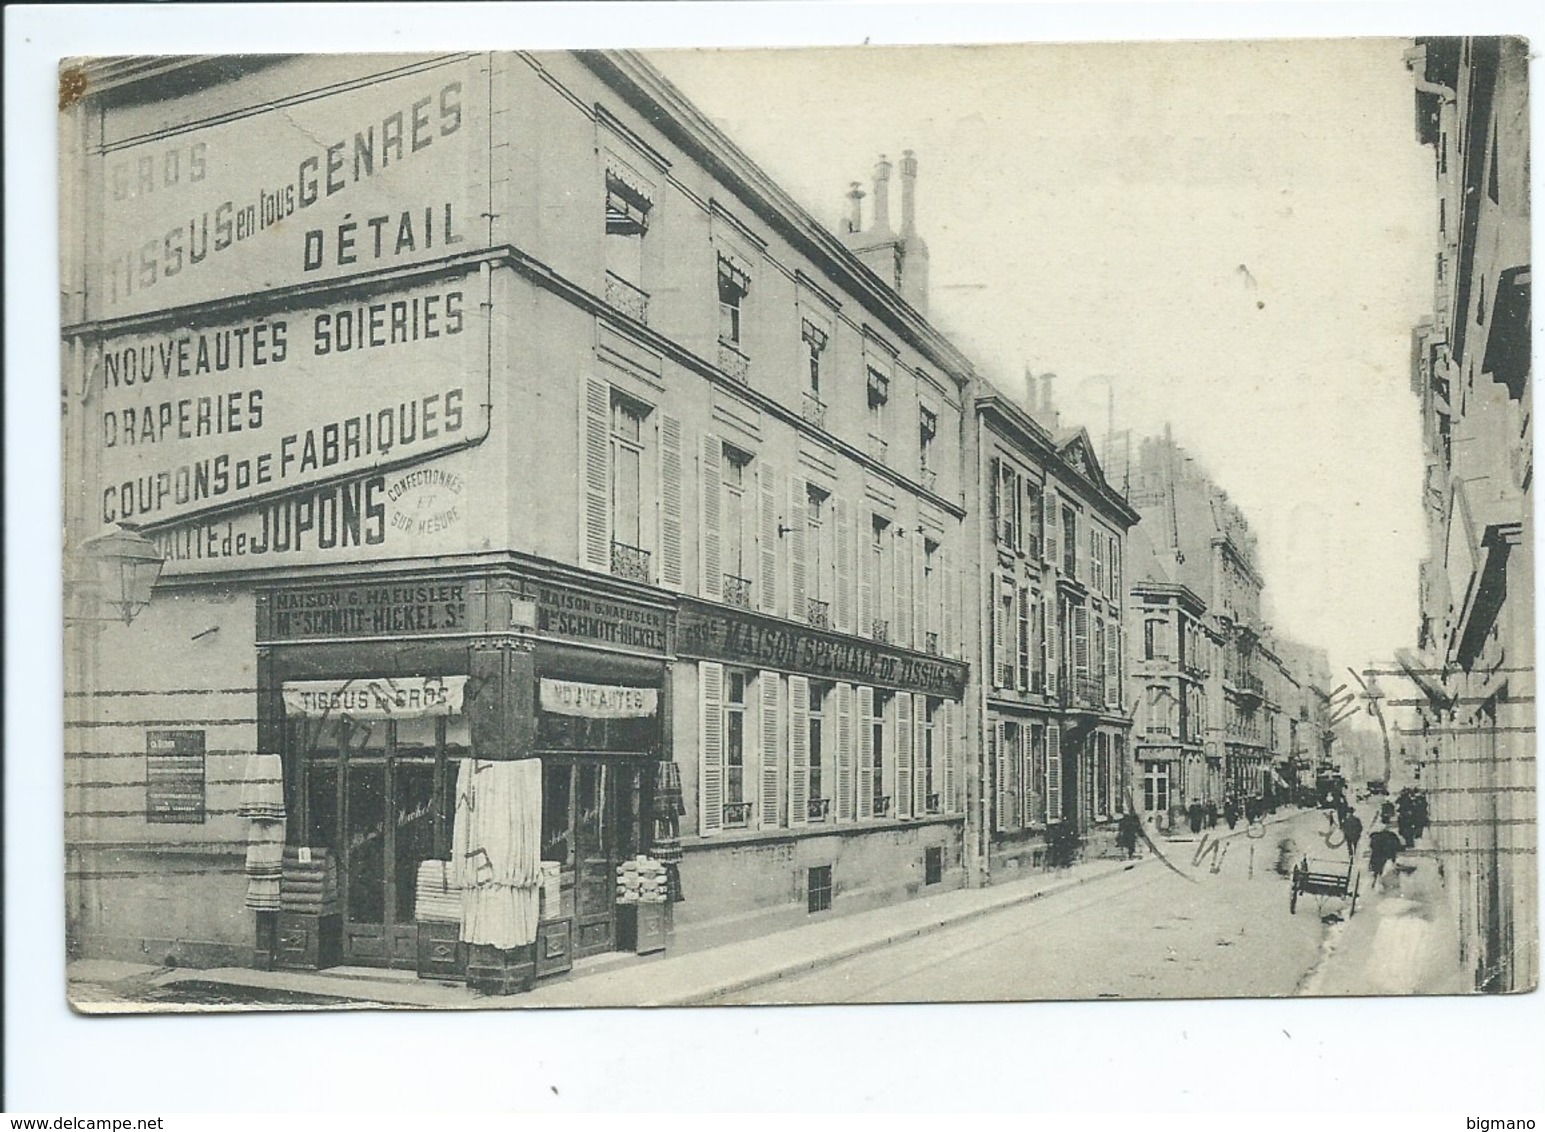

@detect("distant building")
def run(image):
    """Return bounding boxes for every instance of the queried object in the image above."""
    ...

[1403,36,1534,994]
[972,379,1139,872]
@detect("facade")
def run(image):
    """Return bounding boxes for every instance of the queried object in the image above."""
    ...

[974,384,1139,874]
[61,52,973,973]
[1124,432,1287,823]
[1403,37,1535,993]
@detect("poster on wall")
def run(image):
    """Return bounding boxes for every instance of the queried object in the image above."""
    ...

[90,54,487,320]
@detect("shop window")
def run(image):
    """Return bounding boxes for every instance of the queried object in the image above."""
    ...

[1024,723,1047,825]
[870,692,889,817]
[924,846,943,886]
[1143,762,1170,814]
[921,699,939,814]
[807,864,833,913]
[1095,733,1112,820]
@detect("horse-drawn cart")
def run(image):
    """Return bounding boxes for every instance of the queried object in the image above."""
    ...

[1289,855,1360,917]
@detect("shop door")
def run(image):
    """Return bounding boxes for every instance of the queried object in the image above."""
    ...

[572,762,615,957]
[295,715,457,969]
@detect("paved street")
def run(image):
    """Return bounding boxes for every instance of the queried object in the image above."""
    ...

[713,809,1348,1004]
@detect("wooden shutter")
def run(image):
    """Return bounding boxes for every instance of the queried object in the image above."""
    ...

[1019,727,1034,829]
[759,672,781,830]
[580,377,611,572]
[992,719,1008,831]
[989,457,1001,543]
[942,700,957,814]
[941,547,956,658]
[1044,594,1058,696]
[788,675,810,827]
[658,413,684,588]
[857,686,875,819]
[895,693,913,819]
[834,498,853,632]
[1106,622,1120,708]
[893,531,910,647]
[991,576,1006,688]
[1074,604,1090,691]
[857,518,873,634]
[913,694,928,816]
[699,435,722,600]
[758,462,779,614]
[1043,488,1058,566]
[1093,615,1105,703]
[835,683,854,822]
[1091,528,1103,591]
[699,662,724,835]
[1046,722,1063,822]
[787,478,806,621]
[1017,584,1031,691]
[911,540,926,652]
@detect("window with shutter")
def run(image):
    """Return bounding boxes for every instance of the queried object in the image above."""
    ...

[699,663,725,835]
[788,479,807,622]
[857,686,875,820]
[1091,528,1104,593]
[1046,722,1063,822]
[895,694,913,819]
[941,547,956,659]
[911,538,927,653]
[580,377,612,572]
[835,683,854,822]
[894,529,912,647]
[1106,624,1120,708]
[1026,723,1046,826]
[758,462,779,614]
[788,676,810,827]
[1074,604,1090,697]
[699,435,722,600]
[988,458,1001,543]
[1044,488,1059,566]
[658,414,684,588]
[1027,481,1043,560]
[1043,592,1057,696]
[991,579,1007,689]
[1093,616,1106,704]
[759,672,781,830]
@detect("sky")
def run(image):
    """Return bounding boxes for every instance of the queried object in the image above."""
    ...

[649,39,1437,686]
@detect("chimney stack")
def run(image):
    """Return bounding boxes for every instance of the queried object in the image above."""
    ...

[1023,365,1039,414]
[1041,373,1058,429]
[871,155,894,236]
[899,149,918,236]
[845,181,865,235]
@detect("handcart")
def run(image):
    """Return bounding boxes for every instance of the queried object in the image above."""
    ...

[1289,854,1360,917]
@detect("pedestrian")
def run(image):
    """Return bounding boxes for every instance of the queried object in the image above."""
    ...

[1187,801,1205,835]
[1205,801,1219,829]
[1368,828,1401,887]
[1397,789,1417,849]
[1413,790,1430,840]
[1117,810,1142,859]
[1341,811,1363,859]
[1224,797,1239,830]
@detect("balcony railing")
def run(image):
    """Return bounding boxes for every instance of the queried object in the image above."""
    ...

[924,630,940,655]
[801,392,827,429]
[610,541,651,584]
[870,618,890,644]
[807,798,832,823]
[925,793,942,815]
[806,597,831,630]
[723,573,753,609]
[717,340,749,384]
[603,271,649,324]
[722,802,754,829]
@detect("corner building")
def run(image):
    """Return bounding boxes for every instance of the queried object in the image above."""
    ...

[62,52,970,973]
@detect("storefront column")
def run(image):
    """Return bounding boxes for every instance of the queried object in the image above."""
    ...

[468,636,537,761]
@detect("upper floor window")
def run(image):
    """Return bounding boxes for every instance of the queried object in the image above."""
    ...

[867,367,890,442]
[722,446,753,600]
[724,670,750,824]
[1026,481,1044,560]
[610,394,649,555]
[605,175,650,282]
[718,255,749,347]
[807,485,830,606]
[993,459,1022,550]
[1090,528,1105,594]
[803,321,828,399]
[919,406,938,477]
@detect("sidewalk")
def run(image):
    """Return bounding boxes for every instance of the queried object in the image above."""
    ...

[69,809,1304,1012]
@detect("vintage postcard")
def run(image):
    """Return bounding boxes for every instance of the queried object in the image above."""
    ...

[59,38,1534,1014]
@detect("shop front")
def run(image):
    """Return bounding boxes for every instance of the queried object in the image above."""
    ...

[254,565,672,980]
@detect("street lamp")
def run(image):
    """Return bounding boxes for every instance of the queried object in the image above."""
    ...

[72,524,165,626]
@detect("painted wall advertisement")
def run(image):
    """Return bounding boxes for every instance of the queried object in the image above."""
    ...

[93,54,486,320]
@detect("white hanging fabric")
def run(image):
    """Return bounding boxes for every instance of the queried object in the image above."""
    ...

[452,758,542,948]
